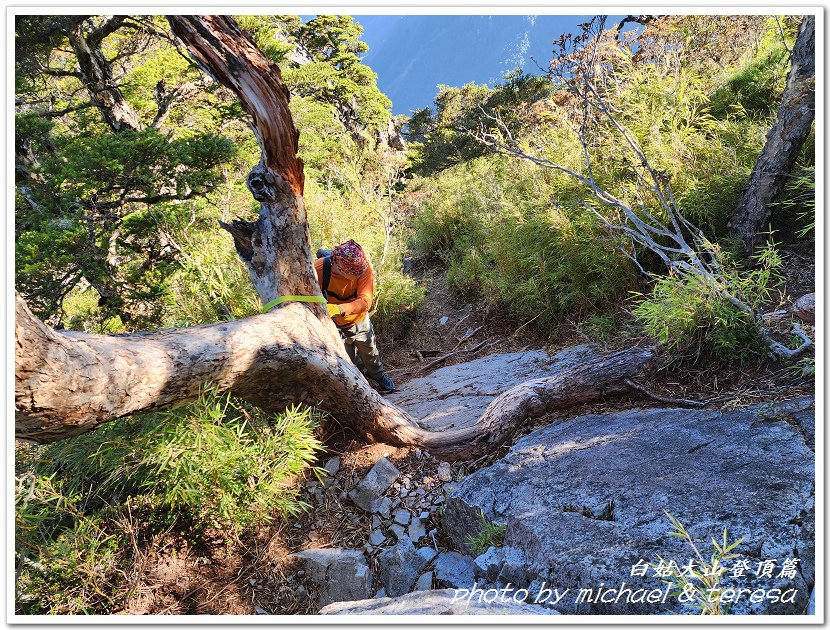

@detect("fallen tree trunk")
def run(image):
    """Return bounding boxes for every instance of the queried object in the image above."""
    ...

[16,290,653,459]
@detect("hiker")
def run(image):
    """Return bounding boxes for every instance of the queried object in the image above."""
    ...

[315,240,395,393]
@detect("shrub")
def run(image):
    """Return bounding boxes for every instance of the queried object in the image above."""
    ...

[632,242,783,363]
[164,223,261,326]
[16,389,324,613]
[61,287,127,334]
[15,472,127,614]
[373,266,426,340]
[633,273,763,363]
[709,43,789,119]
[582,313,618,343]
[40,388,323,532]
[773,163,816,238]
[412,157,638,331]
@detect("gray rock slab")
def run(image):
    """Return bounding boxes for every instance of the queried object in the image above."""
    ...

[474,546,527,585]
[393,508,411,525]
[437,462,453,482]
[368,529,386,546]
[773,397,816,450]
[442,398,815,615]
[372,496,393,518]
[290,548,372,607]
[319,589,559,615]
[348,457,400,512]
[377,537,429,597]
[386,345,600,432]
[474,546,502,582]
[433,551,475,589]
[323,456,340,476]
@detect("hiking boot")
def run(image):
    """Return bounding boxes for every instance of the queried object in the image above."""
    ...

[374,374,395,393]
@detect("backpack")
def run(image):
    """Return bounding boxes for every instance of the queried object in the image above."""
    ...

[320,253,355,302]
[321,255,332,299]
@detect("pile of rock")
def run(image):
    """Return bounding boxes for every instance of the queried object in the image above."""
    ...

[348,455,453,550]
[290,453,464,608]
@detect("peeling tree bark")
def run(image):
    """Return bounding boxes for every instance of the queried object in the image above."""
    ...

[728,15,815,251]
[15,15,657,461]
[168,16,313,302]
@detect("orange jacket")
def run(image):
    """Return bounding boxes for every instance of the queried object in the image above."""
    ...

[314,256,374,329]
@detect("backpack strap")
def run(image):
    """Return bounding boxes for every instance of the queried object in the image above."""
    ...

[322,255,332,299]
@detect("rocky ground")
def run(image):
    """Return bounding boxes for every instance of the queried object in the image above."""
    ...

[240,248,816,616]
[117,252,815,616]
[246,345,815,616]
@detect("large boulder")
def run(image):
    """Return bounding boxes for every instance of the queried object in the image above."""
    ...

[442,398,815,615]
[387,345,600,432]
[290,548,372,607]
[319,589,559,615]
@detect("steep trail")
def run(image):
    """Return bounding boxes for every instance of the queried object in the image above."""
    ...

[376,263,552,390]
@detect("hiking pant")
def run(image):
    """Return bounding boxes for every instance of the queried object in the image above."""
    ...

[340,316,385,381]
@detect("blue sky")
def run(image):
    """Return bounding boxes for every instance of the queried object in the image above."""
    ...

[353,15,600,116]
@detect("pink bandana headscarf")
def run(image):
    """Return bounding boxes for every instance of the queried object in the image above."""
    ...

[332,239,369,276]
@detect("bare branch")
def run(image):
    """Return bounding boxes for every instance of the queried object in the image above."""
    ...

[27,102,96,118]
[150,79,201,129]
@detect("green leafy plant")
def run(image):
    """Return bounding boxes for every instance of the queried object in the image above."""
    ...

[632,241,783,364]
[41,387,324,532]
[790,356,815,378]
[16,388,324,613]
[466,510,507,555]
[654,511,743,615]
[774,164,815,238]
[412,157,637,332]
[583,313,618,343]
[373,267,426,340]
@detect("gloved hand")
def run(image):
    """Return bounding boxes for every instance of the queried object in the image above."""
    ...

[326,303,343,317]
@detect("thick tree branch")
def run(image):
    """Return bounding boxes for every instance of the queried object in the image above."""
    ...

[28,102,96,118]
[66,19,142,132]
[16,291,654,460]
[168,16,304,196]
[87,15,133,46]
